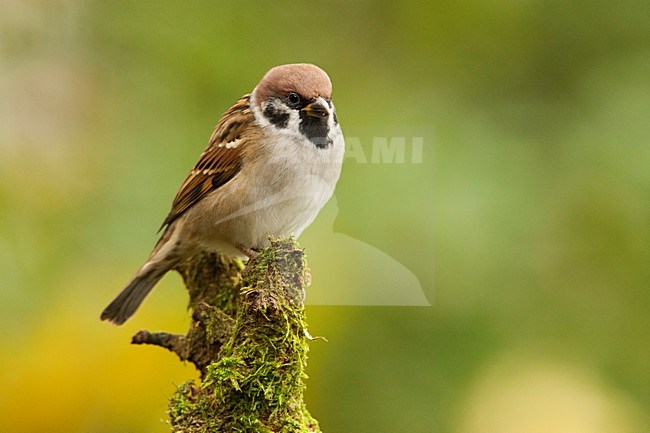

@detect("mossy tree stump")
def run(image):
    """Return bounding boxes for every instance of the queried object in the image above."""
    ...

[132,238,321,432]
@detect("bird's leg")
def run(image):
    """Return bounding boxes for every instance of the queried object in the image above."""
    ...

[236,243,260,260]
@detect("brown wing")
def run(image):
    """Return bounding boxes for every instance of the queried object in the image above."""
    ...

[160,94,254,229]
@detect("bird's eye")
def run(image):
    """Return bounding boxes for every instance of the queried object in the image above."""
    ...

[287,92,301,107]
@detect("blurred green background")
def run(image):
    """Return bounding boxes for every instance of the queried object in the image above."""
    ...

[1,1,649,432]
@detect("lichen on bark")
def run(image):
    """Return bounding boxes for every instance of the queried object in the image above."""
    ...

[132,237,321,433]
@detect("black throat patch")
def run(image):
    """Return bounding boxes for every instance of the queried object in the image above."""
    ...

[299,112,332,149]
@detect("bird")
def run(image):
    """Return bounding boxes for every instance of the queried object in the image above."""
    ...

[100,63,344,325]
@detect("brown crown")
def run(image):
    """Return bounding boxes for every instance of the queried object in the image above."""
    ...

[253,63,333,106]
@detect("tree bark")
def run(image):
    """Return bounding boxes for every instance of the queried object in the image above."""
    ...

[132,237,321,432]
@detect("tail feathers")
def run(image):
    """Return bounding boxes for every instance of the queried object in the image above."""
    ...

[100,268,165,325]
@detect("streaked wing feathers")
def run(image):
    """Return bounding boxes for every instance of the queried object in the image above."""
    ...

[160,94,253,229]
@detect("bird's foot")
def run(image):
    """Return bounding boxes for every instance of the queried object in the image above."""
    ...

[236,243,260,260]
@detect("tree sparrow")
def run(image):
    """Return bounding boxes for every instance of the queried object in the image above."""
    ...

[101,63,344,325]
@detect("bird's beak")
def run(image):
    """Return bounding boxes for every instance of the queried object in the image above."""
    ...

[301,97,330,118]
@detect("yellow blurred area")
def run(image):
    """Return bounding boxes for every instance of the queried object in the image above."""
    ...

[458,353,648,433]
[0,270,195,433]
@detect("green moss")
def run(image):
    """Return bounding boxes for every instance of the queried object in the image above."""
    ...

[168,238,321,433]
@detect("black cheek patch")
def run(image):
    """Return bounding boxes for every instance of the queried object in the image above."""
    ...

[299,111,332,149]
[263,104,289,129]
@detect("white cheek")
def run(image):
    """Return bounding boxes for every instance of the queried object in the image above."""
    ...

[285,110,302,136]
[254,98,301,134]
[252,95,342,151]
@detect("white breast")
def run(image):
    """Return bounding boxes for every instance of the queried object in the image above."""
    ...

[245,116,344,246]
